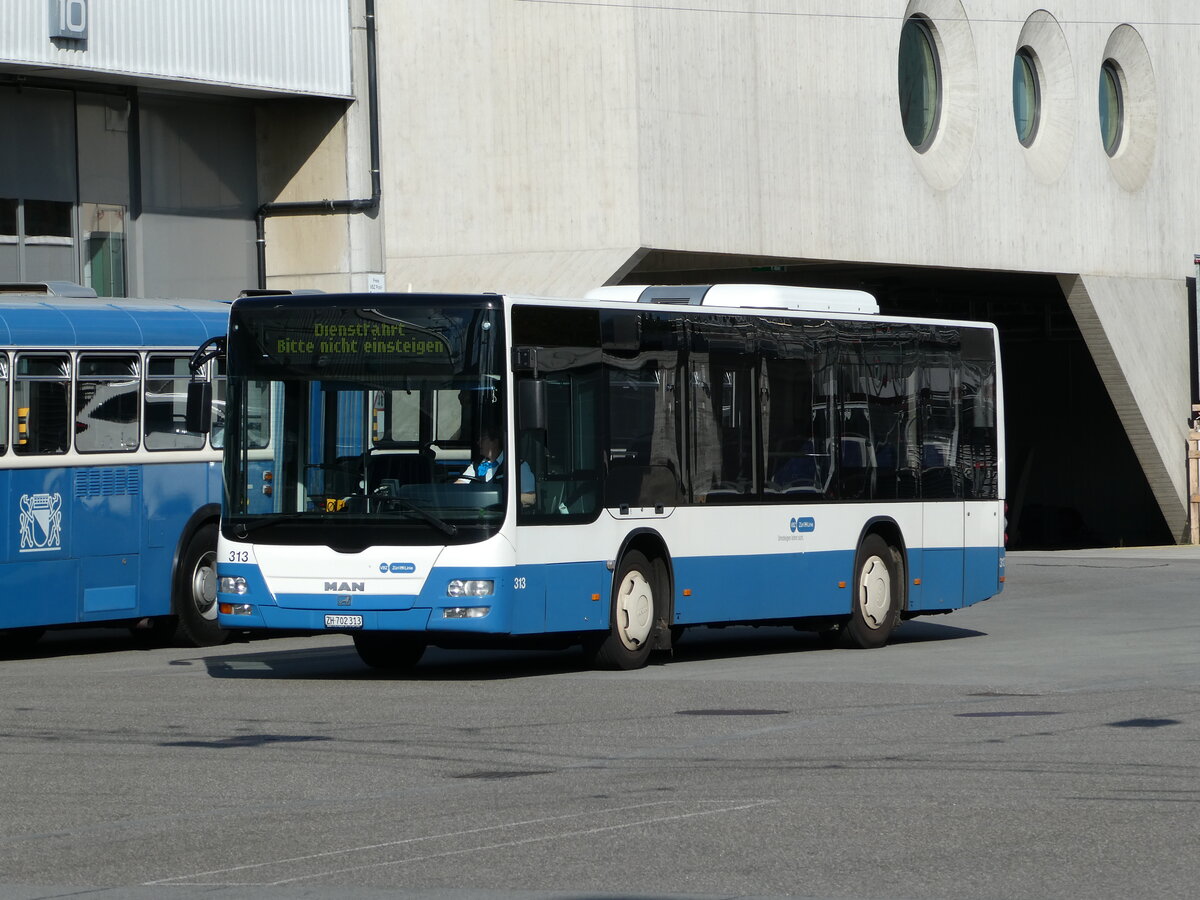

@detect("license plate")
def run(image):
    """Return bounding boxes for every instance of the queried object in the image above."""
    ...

[324,614,363,629]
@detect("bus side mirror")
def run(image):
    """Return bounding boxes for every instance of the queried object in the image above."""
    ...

[517,379,548,432]
[185,380,212,434]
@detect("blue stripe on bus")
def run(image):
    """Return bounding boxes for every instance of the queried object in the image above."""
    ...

[219,545,1002,637]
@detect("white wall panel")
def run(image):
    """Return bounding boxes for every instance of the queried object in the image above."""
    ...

[0,0,352,97]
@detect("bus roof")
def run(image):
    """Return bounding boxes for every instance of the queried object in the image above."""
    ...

[0,294,231,349]
[584,283,880,314]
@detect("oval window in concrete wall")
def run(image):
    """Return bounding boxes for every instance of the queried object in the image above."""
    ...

[898,15,941,151]
[899,0,978,191]
[1012,47,1041,146]
[1099,59,1125,157]
[1101,25,1156,191]
[1014,10,1074,183]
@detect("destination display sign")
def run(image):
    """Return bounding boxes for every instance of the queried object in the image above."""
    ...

[230,302,497,380]
[272,321,447,359]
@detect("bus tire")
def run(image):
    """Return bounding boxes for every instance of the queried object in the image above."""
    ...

[843,534,902,649]
[586,550,660,670]
[353,632,426,671]
[172,523,226,647]
[0,627,46,657]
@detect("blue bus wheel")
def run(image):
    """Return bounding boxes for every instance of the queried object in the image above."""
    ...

[353,633,425,670]
[0,628,46,657]
[843,534,902,649]
[173,523,226,647]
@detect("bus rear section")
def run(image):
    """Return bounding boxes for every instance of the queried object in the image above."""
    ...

[0,286,230,653]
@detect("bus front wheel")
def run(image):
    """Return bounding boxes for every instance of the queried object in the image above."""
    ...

[0,627,46,657]
[173,523,226,647]
[586,550,660,670]
[843,534,902,649]
[353,632,426,671]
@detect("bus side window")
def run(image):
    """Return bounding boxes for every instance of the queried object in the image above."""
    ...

[210,357,226,449]
[0,354,7,454]
[75,354,140,453]
[13,353,71,456]
[145,354,204,451]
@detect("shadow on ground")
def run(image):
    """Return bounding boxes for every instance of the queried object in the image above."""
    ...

[191,620,985,682]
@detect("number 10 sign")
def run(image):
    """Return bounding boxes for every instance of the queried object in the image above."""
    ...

[50,0,88,41]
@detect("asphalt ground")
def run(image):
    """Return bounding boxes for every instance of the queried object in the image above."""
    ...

[1,547,1198,899]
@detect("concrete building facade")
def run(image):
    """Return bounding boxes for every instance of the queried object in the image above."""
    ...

[372,0,1198,548]
[2,1,1196,547]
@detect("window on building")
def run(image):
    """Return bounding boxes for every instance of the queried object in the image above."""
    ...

[1013,47,1041,146]
[0,199,16,283]
[81,203,127,297]
[1099,60,1124,156]
[898,15,941,151]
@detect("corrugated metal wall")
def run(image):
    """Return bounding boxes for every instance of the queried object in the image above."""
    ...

[0,0,352,98]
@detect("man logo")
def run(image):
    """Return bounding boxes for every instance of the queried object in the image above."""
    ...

[324,581,365,592]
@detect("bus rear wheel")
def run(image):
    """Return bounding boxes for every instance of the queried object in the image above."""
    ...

[586,550,660,670]
[353,632,426,671]
[843,534,902,649]
[172,523,226,647]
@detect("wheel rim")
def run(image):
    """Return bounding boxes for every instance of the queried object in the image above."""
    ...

[191,550,218,621]
[858,555,891,629]
[616,569,654,650]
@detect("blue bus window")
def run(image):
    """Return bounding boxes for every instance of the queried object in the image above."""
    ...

[145,354,204,451]
[14,353,70,456]
[0,354,7,454]
[76,354,140,453]
[211,357,226,449]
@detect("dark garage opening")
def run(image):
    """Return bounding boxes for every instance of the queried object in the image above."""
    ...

[620,253,1172,549]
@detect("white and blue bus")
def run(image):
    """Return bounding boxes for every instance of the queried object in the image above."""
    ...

[210,284,1004,670]
[0,282,230,653]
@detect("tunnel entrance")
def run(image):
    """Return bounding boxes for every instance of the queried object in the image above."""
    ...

[621,252,1172,548]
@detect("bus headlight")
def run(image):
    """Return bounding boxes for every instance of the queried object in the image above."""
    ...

[219,576,248,595]
[443,606,491,619]
[447,579,494,598]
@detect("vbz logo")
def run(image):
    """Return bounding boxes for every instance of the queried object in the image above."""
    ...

[50,0,88,40]
[789,516,815,534]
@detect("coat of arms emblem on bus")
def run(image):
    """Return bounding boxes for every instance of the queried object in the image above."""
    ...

[19,493,63,553]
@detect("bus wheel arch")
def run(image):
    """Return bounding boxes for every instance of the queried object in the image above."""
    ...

[171,515,225,647]
[586,531,673,669]
[843,522,906,649]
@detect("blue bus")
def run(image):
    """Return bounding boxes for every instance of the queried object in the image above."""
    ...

[0,282,230,653]
[208,284,1005,670]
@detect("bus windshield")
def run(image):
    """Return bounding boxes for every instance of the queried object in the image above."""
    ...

[223,298,506,548]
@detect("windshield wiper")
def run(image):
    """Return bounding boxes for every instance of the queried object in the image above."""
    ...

[375,496,458,536]
[229,513,311,538]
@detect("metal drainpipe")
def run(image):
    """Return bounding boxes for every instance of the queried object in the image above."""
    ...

[254,0,381,289]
